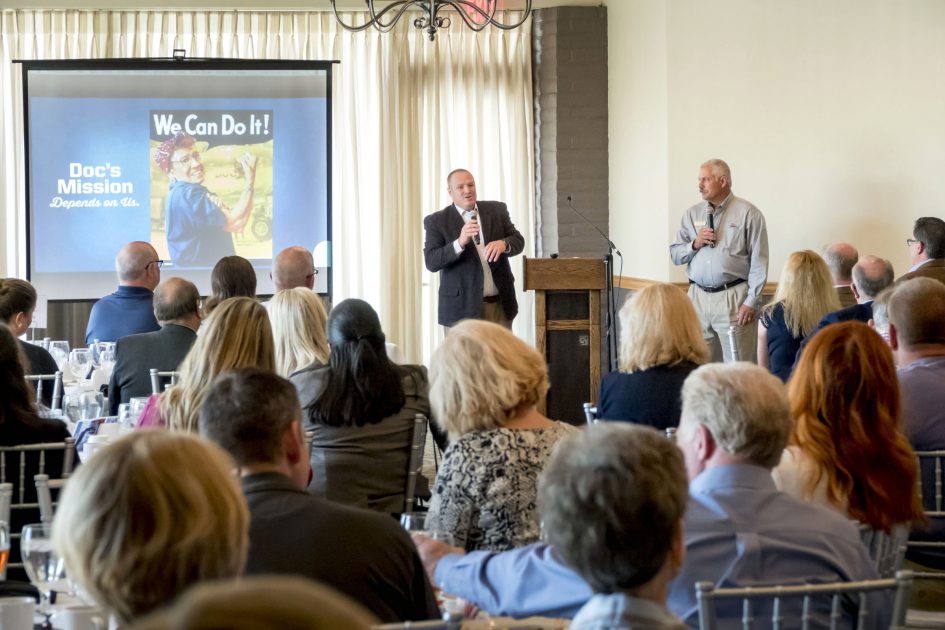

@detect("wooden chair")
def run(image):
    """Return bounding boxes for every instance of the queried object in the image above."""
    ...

[403,413,428,515]
[24,371,64,411]
[0,438,76,575]
[695,570,912,630]
[149,369,180,394]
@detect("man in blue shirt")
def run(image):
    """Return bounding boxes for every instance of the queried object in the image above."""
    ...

[85,241,162,344]
[154,133,258,267]
[416,363,888,628]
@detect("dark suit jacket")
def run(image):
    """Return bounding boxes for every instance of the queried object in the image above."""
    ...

[19,339,60,408]
[793,301,873,369]
[241,472,440,623]
[423,201,525,327]
[108,324,196,414]
[897,258,945,286]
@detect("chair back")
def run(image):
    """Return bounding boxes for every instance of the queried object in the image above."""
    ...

[0,438,76,574]
[149,368,180,394]
[34,474,68,525]
[403,413,428,514]
[908,450,945,576]
[695,570,912,630]
[24,371,64,411]
[582,402,598,425]
[858,523,908,578]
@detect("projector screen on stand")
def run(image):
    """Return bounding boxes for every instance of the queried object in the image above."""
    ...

[21,59,333,301]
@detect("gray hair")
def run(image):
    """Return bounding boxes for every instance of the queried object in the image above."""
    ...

[852,255,895,300]
[821,243,859,284]
[869,285,895,340]
[888,277,945,349]
[115,241,157,283]
[153,278,200,323]
[680,363,791,468]
[538,424,687,594]
[701,159,732,184]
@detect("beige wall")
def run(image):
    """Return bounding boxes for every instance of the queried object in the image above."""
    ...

[608,0,945,283]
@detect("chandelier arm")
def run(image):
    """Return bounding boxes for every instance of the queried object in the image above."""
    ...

[368,0,430,33]
[447,0,532,31]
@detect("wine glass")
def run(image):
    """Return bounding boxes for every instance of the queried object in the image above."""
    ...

[0,520,9,579]
[21,523,67,619]
[48,341,70,370]
[98,347,116,377]
[69,349,92,382]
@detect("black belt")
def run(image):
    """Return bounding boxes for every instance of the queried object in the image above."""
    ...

[483,295,500,303]
[690,278,746,293]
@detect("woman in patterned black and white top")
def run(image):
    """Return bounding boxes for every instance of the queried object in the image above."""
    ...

[425,320,578,552]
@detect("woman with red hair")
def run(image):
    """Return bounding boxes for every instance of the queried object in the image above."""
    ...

[773,321,922,533]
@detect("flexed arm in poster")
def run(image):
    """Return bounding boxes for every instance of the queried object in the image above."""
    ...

[154,133,258,267]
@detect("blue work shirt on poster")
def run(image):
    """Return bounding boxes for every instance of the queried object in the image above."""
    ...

[165,181,235,267]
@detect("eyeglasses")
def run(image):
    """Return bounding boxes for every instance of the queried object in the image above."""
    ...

[146,260,165,269]
[906,238,919,247]
[306,269,319,279]
[171,151,202,166]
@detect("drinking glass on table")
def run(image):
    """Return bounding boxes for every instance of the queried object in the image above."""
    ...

[49,341,70,370]
[0,520,10,578]
[21,523,68,620]
[69,349,92,382]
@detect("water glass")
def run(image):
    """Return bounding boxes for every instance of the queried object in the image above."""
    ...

[49,341,70,369]
[21,523,67,616]
[78,391,104,420]
[69,349,92,381]
[0,520,9,578]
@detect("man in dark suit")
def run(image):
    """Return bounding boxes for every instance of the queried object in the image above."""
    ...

[107,277,199,414]
[423,169,524,328]
[198,368,440,623]
[822,242,859,308]
[898,217,945,286]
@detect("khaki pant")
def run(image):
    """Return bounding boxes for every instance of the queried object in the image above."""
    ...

[688,282,758,363]
[442,300,511,335]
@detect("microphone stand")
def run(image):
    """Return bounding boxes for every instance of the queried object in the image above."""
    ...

[565,196,622,373]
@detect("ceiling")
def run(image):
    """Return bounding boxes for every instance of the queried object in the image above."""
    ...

[3,1,604,11]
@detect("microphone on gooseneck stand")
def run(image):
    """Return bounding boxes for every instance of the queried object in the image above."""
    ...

[565,196,621,256]
[469,210,481,245]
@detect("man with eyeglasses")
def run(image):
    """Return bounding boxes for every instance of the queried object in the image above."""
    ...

[85,241,162,344]
[154,132,258,267]
[898,217,945,286]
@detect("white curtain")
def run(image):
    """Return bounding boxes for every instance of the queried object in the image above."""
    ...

[0,9,535,363]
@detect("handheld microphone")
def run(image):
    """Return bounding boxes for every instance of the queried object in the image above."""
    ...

[707,212,714,230]
[469,210,481,245]
[566,196,621,256]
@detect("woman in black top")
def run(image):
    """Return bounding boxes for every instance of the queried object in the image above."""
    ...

[0,278,60,407]
[597,283,710,430]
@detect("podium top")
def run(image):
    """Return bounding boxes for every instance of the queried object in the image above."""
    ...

[524,257,607,291]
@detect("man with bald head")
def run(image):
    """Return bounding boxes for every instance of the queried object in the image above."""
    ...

[822,242,859,308]
[85,241,162,344]
[271,246,316,292]
[107,277,200,413]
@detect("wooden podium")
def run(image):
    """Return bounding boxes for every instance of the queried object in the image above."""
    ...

[524,257,607,425]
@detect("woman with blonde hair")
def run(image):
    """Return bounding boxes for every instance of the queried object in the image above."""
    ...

[597,283,710,430]
[269,287,330,377]
[52,431,248,625]
[773,322,923,533]
[758,250,839,381]
[136,297,274,431]
[425,320,577,551]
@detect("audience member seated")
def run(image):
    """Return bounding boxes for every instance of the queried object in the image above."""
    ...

[203,255,257,316]
[868,286,894,348]
[52,431,248,625]
[758,250,839,381]
[108,278,200,414]
[822,242,859,308]
[269,287,330,377]
[270,246,317,292]
[415,363,886,627]
[0,278,59,407]
[130,575,377,630]
[539,424,688,629]
[198,368,439,622]
[136,297,274,431]
[0,323,72,580]
[85,241,161,344]
[898,217,945,285]
[291,298,429,514]
[887,278,945,571]
[425,320,576,552]
[774,322,923,535]
[596,283,709,430]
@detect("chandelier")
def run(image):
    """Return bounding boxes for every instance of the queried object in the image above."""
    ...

[329,1,533,41]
